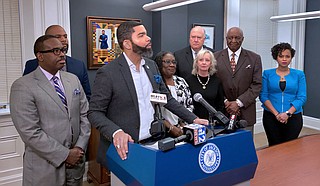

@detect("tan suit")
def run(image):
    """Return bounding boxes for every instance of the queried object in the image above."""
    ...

[10,67,90,186]
[214,48,262,126]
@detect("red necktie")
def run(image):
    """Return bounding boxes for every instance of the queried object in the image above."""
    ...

[230,53,236,73]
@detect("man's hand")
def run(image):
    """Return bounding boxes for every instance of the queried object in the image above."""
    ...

[225,101,240,115]
[113,131,134,160]
[65,147,84,166]
[193,118,209,125]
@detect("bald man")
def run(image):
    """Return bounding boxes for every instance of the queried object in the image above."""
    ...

[174,26,214,79]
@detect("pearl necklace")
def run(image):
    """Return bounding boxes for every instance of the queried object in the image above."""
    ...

[196,74,210,89]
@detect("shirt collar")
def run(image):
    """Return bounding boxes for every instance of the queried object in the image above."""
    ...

[39,66,61,81]
[227,47,242,57]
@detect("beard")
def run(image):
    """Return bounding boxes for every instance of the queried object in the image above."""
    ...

[131,41,153,58]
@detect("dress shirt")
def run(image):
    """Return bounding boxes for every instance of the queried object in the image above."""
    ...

[39,67,66,93]
[124,53,154,140]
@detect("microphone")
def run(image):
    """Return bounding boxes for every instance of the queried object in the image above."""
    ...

[227,114,237,130]
[217,119,248,135]
[158,124,206,151]
[193,93,230,126]
[149,91,168,140]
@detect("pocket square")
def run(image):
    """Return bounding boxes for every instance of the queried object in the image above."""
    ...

[246,65,251,69]
[73,88,81,95]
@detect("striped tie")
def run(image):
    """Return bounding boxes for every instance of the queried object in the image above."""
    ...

[52,76,68,111]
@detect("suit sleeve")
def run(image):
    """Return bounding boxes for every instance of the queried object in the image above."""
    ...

[10,80,69,167]
[79,61,92,101]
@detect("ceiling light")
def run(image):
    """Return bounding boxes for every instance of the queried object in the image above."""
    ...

[270,10,320,22]
[143,0,204,12]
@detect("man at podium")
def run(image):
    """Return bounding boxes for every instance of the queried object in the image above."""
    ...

[88,21,208,164]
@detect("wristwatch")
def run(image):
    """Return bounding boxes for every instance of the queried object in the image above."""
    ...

[286,111,292,117]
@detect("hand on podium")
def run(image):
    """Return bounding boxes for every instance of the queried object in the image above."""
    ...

[113,131,134,160]
[193,117,209,125]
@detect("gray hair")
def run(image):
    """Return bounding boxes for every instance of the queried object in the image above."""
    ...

[191,49,217,75]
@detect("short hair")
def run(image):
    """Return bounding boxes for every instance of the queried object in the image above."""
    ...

[154,51,174,69]
[117,21,143,49]
[191,49,217,76]
[33,35,57,56]
[271,42,296,60]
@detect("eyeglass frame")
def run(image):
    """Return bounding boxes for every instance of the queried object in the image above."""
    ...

[38,47,68,56]
[162,60,177,65]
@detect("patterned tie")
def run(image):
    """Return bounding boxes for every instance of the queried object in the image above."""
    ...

[230,53,236,73]
[52,76,68,111]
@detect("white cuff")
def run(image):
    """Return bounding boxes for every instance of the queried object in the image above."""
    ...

[236,99,244,107]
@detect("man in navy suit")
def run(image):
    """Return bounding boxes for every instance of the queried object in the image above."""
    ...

[88,21,208,163]
[174,26,214,79]
[23,25,91,100]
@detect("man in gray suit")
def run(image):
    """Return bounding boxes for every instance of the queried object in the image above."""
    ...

[88,21,208,163]
[174,26,214,79]
[10,35,91,186]
[214,27,262,134]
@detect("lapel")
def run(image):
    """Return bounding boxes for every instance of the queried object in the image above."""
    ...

[221,49,234,74]
[234,49,246,75]
[60,72,73,113]
[143,60,159,91]
[118,54,140,113]
[34,68,69,115]
[185,47,194,67]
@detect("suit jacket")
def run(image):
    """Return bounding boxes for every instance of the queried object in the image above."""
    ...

[10,68,91,186]
[88,54,197,165]
[174,45,214,79]
[23,56,91,100]
[214,48,262,126]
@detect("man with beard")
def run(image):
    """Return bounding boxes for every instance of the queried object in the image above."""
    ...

[23,25,91,100]
[88,21,208,164]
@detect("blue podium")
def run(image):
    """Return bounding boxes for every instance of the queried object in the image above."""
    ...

[106,130,258,186]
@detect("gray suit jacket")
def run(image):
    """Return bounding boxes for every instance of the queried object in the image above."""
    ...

[10,67,90,186]
[174,45,214,79]
[214,48,262,126]
[88,54,197,165]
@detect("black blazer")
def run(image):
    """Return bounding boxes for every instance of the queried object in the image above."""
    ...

[88,54,197,165]
[23,56,91,100]
[174,45,214,79]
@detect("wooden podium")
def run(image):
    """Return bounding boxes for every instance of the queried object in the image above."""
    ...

[87,127,110,186]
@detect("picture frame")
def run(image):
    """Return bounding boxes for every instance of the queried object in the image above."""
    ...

[86,16,141,69]
[192,23,215,50]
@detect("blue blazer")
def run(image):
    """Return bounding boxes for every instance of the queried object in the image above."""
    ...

[23,56,91,100]
[259,68,307,114]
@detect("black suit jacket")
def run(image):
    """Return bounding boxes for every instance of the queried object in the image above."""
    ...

[174,45,214,79]
[88,54,197,165]
[23,56,91,100]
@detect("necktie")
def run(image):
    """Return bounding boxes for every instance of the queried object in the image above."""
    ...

[230,53,236,73]
[52,76,68,111]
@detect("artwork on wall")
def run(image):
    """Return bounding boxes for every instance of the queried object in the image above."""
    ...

[192,23,215,50]
[86,16,141,69]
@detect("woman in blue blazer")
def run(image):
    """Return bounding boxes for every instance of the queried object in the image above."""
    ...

[260,43,307,146]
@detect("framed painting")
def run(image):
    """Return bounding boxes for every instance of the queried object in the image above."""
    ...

[192,23,215,50]
[86,16,141,69]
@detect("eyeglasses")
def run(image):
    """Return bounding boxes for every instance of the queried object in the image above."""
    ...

[39,47,68,55]
[162,60,177,65]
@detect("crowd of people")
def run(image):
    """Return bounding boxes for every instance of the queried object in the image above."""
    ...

[9,22,307,185]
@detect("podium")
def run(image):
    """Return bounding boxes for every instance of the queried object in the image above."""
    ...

[105,130,258,186]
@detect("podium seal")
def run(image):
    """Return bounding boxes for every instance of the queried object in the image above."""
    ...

[198,143,221,173]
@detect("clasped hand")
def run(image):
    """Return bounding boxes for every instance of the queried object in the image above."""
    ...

[65,146,84,168]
